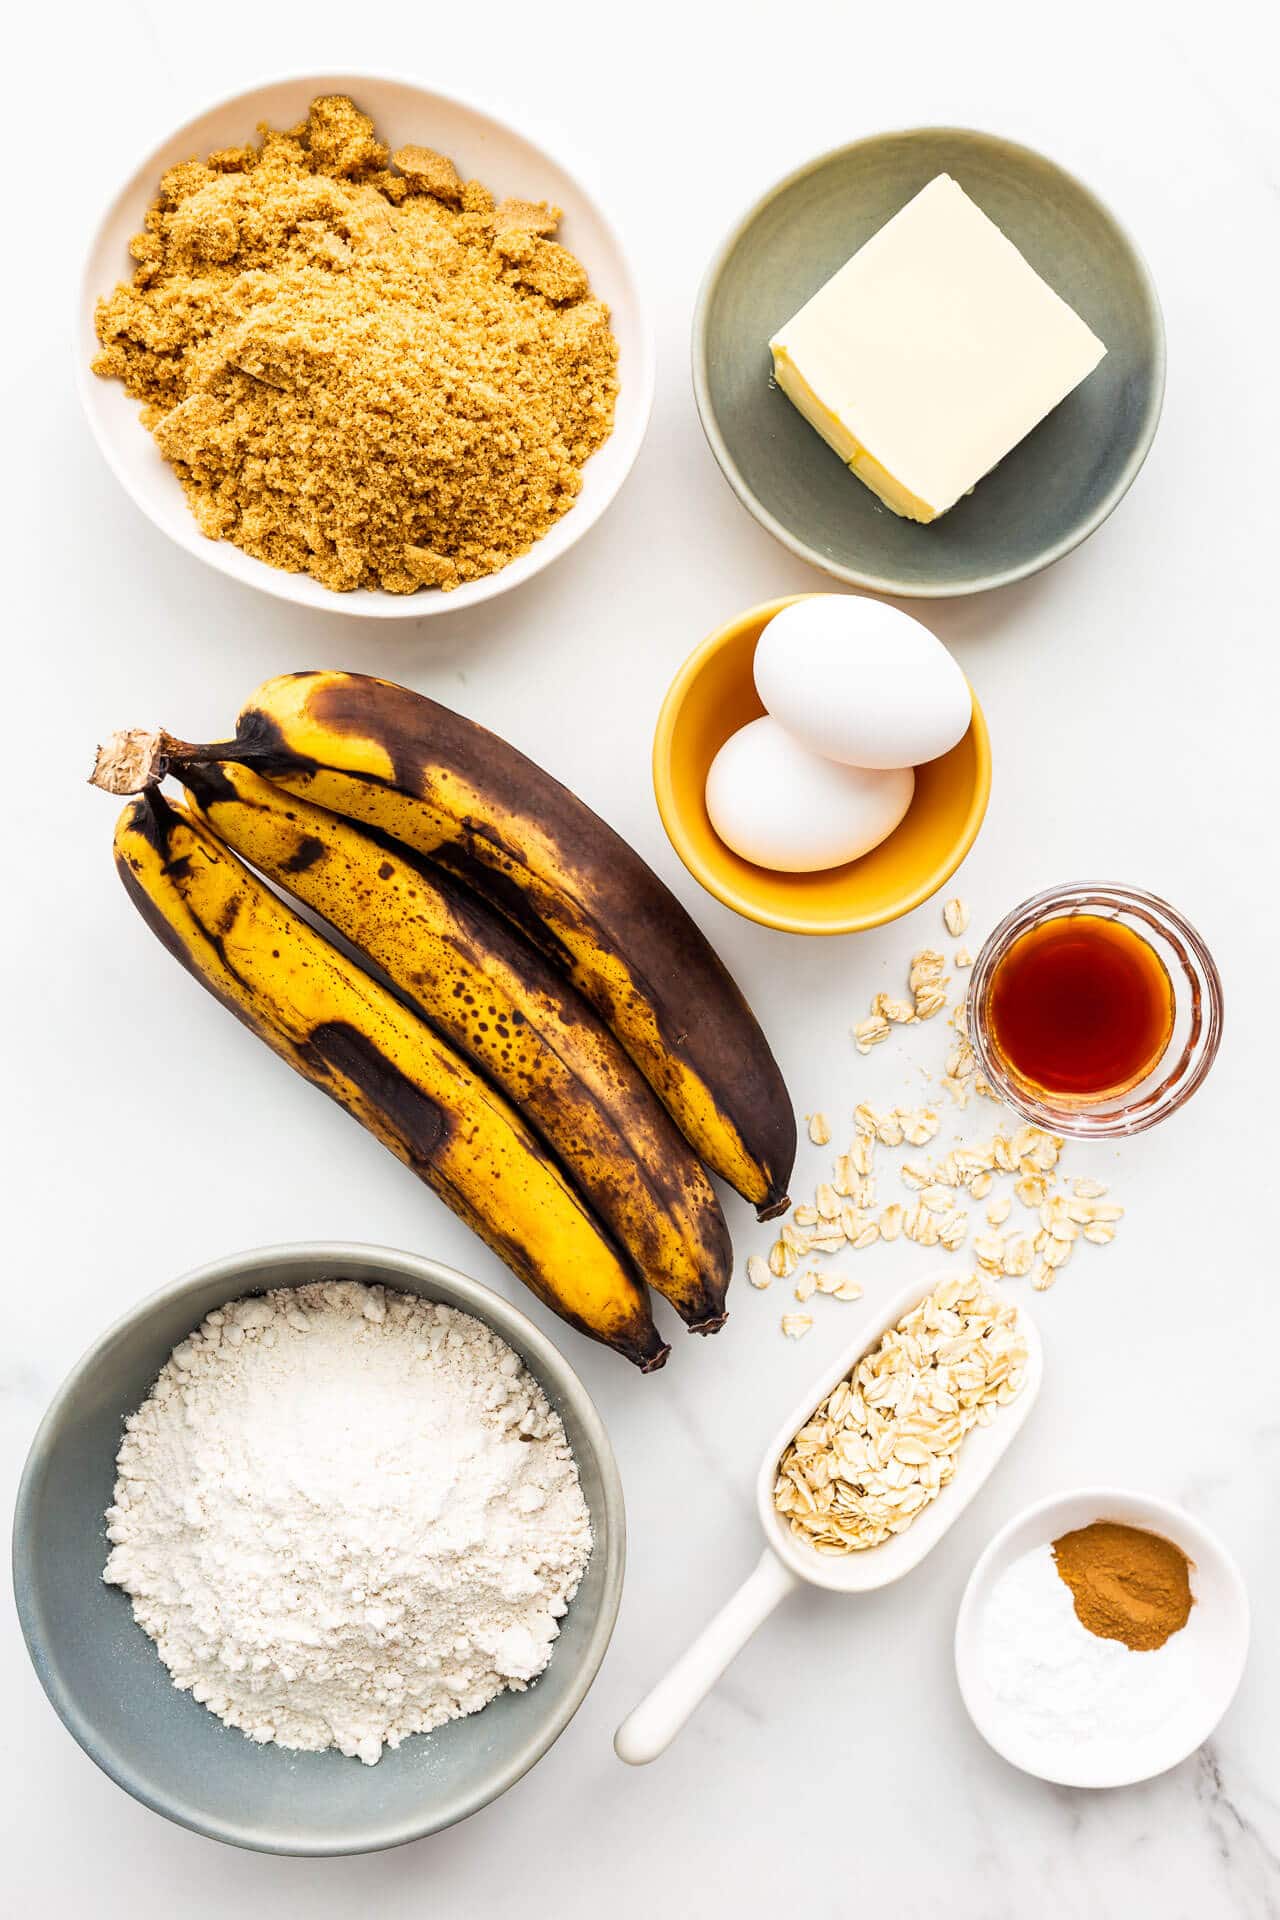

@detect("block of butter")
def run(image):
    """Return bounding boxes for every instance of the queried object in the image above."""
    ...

[769,174,1106,523]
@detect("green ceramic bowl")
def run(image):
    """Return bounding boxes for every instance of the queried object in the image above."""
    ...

[693,128,1165,597]
[13,1243,625,1855]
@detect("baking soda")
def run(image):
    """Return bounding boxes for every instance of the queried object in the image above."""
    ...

[980,1543,1194,1751]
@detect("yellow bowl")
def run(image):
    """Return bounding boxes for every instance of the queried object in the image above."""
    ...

[653,595,991,936]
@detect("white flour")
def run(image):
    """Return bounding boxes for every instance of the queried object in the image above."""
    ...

[103,1281,592,1764]
[980,1543,1194,1750]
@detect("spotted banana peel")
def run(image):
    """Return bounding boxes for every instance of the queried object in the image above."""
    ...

[110,790,670,1371]
[181,759,732,1332]
[94,670,796,1217]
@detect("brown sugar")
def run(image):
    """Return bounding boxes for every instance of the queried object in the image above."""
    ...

[391,145,464,205]
[92,96,618,594]
[493,198,562,238]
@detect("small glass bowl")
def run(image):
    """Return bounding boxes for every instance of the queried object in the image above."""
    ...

[967,882,1224,1138]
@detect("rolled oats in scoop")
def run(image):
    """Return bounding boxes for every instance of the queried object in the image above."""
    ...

[92,96,618,593]
[774,1274,1027,1554]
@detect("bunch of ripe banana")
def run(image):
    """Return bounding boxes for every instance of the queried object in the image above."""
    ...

[92,671,796,1371]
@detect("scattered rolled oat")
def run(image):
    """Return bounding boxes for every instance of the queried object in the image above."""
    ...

[946,1038,977,1081]
[768,1240,797,1280]
[810,1230,849,1254]
[854,1015,891,1055]
[1002,1237,1034,1277]
[914,986,950,1021]
[808,1112,832,1146]
[850,1134,876,1175]
[839,1202,866,1239]
[955,946,974,968]
[939,1211,969,1251]
[872,993,917,1025]
[774,1275,1027,1552]
[746,1255,772,1290]
[909,949,946,993]
[943,898,971,937]
[905,1205,941,1247]
[753,923,1126,1321]
[781,1314,814,1341]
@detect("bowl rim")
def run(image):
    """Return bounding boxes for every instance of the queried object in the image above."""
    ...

[690,124,1167,600]
[651,593,992,935]
[76,70,655,622]
[953,1485,1251,1789]
[12,1239,626,1855]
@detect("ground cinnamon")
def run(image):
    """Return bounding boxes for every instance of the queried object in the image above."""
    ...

[1052,1520,1192,1651]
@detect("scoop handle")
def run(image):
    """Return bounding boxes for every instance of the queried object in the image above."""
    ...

[613,1546,797,1765]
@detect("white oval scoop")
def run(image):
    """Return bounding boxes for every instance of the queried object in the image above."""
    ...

[614,1272,1043,1764]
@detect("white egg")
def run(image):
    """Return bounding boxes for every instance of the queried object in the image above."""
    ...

[754,595,972,769]
[705,717,914,873]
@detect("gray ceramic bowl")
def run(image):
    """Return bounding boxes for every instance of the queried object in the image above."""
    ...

[13,1242,625,1855]
[693,127,1165,597]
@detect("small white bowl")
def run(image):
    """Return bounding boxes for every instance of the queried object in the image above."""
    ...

[955,1488,1250,1789]
[78,73,654,619]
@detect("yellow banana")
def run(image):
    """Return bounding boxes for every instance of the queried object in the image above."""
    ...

[182,759,732,1331]
[112,790,670,1371]
[119,671,795,1216]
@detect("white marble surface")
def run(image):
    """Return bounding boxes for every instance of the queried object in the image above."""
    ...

[4,2,1278,1912]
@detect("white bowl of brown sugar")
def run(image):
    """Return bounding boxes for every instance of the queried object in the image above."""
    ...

[78,74,654,618]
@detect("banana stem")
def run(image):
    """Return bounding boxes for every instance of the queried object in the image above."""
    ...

[89,730,240,795]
